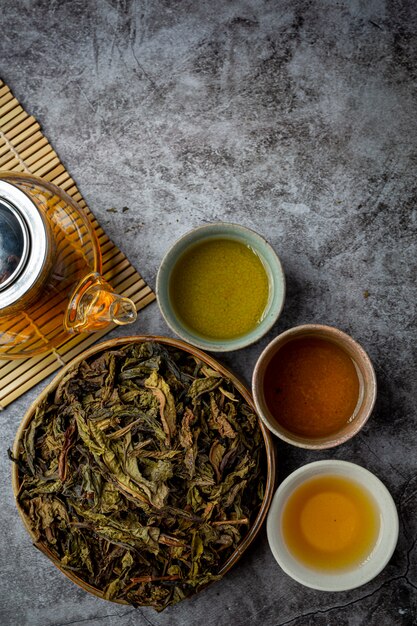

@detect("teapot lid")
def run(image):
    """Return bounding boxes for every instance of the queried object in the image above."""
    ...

[0,180,47,310]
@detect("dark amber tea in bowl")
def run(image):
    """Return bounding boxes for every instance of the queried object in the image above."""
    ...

[252,325,377,449]
[264,336,360,438]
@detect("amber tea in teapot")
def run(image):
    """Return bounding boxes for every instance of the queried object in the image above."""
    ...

[0,173,137,359]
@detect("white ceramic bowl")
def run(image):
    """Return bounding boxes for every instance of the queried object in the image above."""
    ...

[267,460,399,591]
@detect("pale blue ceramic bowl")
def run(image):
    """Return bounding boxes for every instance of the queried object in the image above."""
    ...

[156,222,286,352]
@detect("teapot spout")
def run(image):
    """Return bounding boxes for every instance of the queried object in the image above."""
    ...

[66,273,137,334]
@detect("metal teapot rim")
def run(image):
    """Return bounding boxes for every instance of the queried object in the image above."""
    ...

[0,180,47,310]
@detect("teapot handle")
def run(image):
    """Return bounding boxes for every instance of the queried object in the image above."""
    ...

[66,272,137,333]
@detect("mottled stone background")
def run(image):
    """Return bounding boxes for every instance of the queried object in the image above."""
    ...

[0,1,416,625]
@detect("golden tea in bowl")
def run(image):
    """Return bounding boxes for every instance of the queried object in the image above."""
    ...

[281,474,380,572]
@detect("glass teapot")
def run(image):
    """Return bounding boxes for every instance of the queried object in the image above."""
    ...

[0,172,137,359]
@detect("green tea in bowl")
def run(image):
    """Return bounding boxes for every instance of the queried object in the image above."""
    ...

[157,223,285,351]
[169,237,269,340]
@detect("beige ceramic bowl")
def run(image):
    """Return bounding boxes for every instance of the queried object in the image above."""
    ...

[252,324,377,449]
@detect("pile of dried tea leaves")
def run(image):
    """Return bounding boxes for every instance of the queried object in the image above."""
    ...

[12,342,266,610]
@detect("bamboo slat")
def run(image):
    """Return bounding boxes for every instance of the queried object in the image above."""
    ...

[0,79,155,408]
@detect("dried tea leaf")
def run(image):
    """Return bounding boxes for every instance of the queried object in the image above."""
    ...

[145,370,177,442]
[209,441,226,483]
[12,342,266,611]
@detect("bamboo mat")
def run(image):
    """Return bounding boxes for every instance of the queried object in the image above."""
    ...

[0,79,155,409]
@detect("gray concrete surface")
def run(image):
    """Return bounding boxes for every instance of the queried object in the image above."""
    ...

[0,1,416,624]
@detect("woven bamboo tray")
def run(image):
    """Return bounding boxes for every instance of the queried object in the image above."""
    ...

[11,335,275,605]
[0,79,155,408]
